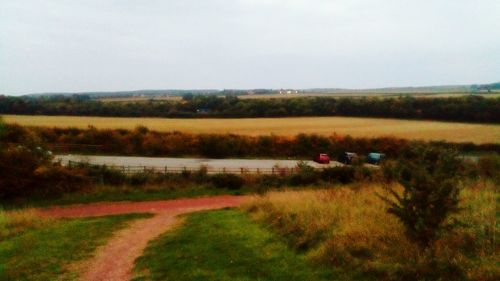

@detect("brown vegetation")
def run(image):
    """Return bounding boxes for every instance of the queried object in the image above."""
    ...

[3,124,498,160]
[243,182,499,280]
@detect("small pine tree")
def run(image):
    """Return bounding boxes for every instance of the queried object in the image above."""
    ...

[381,145,462,249]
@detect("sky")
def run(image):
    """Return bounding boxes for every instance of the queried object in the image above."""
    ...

[1,0,499,95]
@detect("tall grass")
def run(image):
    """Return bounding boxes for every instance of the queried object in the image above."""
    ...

[243,181,499,280]
[0,209,52,241]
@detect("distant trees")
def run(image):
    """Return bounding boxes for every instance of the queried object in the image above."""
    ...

[1,95,499,123]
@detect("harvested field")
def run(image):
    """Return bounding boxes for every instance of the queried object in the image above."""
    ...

[3,114,499,143]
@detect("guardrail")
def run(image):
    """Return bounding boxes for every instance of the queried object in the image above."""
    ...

[66,160,302,175]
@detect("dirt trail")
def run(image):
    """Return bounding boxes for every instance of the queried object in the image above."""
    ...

[38,195,248,281]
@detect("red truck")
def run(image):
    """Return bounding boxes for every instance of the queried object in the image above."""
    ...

[313,153,330,164]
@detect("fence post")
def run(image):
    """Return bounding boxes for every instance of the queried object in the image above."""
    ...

[164,166,167,174]
[223,167,226,173]
[272,167,274,175]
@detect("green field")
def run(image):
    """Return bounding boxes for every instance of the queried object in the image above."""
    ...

[134,210,335,281]
[3,114,499,143]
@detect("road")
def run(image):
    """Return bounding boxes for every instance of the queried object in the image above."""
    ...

[55,154,343,172]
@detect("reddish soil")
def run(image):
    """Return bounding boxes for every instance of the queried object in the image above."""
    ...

[38,195,249,281]
[38,195,248,218]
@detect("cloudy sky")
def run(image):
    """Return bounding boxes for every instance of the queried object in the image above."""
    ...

[1,0,499,95]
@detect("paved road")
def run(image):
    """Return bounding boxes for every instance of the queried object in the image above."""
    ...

[55,155,343,171]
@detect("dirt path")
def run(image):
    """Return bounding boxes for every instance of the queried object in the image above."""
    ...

[38,195,249,281]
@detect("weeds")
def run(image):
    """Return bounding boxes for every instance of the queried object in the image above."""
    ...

[243,181,499,280]
[0,209,51,241]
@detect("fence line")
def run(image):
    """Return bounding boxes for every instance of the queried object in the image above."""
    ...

[66,160,304,175]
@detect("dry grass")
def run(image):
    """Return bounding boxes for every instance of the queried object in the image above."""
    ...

[0,209,52,241]
[3,114,499,144]
[242,182,499,280]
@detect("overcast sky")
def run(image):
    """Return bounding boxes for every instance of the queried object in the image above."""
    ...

[1,0,499,95]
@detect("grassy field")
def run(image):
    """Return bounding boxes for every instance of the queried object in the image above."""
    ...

[0,211,151,280]
[3,114,499,143]
[133,210,335,281]
[243,181,499,280]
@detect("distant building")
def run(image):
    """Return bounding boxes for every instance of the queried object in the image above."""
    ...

[278,89,299,94]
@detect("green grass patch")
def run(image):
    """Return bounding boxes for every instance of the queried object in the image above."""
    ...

[0,213,151,281]
[133,209,335,281]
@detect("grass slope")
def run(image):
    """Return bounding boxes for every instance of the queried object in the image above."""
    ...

[0,213,151,281]
[133,209,335,281]
[4,115,499,143]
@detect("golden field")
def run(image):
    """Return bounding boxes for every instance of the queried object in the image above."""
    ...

[2,114,499,144]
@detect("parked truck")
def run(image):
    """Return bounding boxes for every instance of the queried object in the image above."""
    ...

[313,153,330,164]
[367,152,385,165]
[339,152,358,165]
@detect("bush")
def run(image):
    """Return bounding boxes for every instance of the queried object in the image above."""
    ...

[0,146,50,199]
[34,165,89,196]
[192,166,209,183]
[477,154,500,182]
[0,145,89,199]
[210,173,244,189]
[288,162,319,186]
[85,165,127,185]
[381,146,462,249]
[321,166,355,184]
[129,172,151,186]
[258,174,285,188]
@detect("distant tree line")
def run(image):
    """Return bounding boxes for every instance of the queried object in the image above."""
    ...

[0,95,498,123]
[3,124,498,159]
